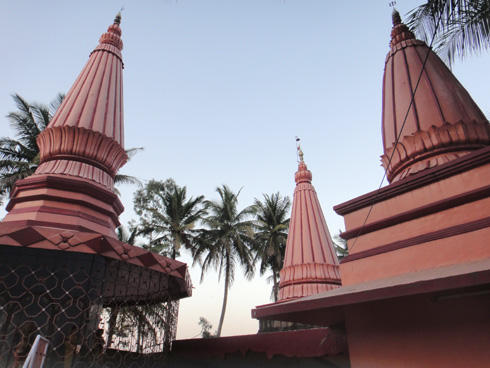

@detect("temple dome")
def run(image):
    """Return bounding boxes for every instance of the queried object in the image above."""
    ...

[381,10,490,183]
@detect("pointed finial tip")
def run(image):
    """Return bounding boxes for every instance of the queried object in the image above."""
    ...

[114,11,122,25]
[392,8,401,26]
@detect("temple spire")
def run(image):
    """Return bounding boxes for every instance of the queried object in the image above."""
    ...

[3,15,129,237]
[277,147,341,301]
[381,11,490,182]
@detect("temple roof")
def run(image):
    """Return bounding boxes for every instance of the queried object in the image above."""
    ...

[277,148,341,301]
[381,9,490,182]
[254,258,490,326]
[0,224,192,301]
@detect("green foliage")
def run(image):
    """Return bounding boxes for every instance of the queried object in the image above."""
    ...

[0,93,64,203]
[133,179,206,259]
[251,192,290,302]
[407,0,490,66]
[198,317,215,338]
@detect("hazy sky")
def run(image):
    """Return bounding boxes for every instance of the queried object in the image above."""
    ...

[1,1,489,339]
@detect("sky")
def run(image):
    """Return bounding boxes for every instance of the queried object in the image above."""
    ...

[1,1,489,340]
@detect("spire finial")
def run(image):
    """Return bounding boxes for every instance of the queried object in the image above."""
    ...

[392,8,401,26]
[114,10,122,25]
[296,136,304,162]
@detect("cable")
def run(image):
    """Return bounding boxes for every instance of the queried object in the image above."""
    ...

[347,3,449,254]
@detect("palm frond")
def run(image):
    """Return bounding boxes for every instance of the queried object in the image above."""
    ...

[406,0,490,66]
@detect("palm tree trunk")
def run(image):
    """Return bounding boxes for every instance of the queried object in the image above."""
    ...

[137,309,143,353]
[272,272,279,302]
[216,267,230,337]
[106,306,119,349]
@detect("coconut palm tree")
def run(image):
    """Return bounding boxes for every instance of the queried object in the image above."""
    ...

[406,0,490,66]
[0,94,142,204]
[134,179,206,259]
[252,193,290,302]
[193,185,255,337]
[0,93,63,203]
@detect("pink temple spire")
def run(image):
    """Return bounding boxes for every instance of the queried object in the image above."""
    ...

[48,11,125,145]
[277,145,341,301]
[3,14,129,237]
[381,9,490,182]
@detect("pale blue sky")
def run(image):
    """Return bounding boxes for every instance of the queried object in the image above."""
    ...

[1,1,489,339]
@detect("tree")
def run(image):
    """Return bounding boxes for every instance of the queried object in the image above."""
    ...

[251,193,290,302]
[193,185,255,337]
[134,179,206,259]
[198,317,215,338]
[0,93,142,204]
[406,0,490,66]
[0,93,63,202]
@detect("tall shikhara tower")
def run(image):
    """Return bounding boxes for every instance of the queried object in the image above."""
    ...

[4,13,127,237]
[0,14,191,367]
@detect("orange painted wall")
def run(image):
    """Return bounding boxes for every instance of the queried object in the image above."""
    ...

[344,291,490,367]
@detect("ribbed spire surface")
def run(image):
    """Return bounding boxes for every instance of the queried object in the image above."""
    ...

[278,152,341,301]
[48,14,125,145]
[381,11,490,182]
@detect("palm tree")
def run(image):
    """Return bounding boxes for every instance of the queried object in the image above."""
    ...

[194,185,255,337]
[134,179,206,259]
[0,93,63,203]
[406,0,490,66]
[252,193,290,302]
[0,93,142,204]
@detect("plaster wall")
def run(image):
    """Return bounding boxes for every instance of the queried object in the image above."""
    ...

[344,291,490,368]
[341,227,490,285]
[342,162,490,232]
[338,161,490,285]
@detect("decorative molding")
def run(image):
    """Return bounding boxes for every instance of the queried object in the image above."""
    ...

[6,175,124,216]
[341,184,490,240]
[334,146,490,216]
[382,121,490,183]
[37,126,127,177]
[8,206,112,227]
[341,216,490,263]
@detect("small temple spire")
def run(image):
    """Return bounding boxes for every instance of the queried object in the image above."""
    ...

[381,11,490,182]
[3,15,129,237]
[277,147,341,301]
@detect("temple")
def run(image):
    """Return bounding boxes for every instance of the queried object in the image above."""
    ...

[1,7,489,368]
[0,14,191,367]
[253,9,490,367]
